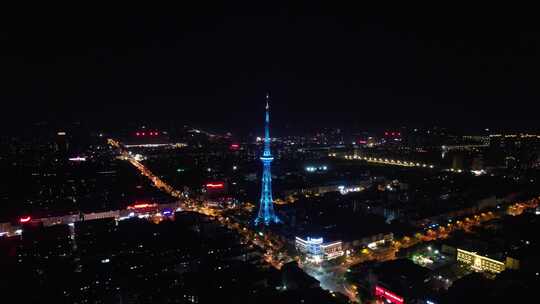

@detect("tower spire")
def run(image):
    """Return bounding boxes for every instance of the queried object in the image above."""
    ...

[263,92,271,157]
[254,92,280,225]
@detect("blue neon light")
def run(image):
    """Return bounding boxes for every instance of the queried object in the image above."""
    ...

[254,93,280,226]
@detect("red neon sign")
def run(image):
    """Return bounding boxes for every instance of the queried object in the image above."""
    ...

[206,183,224,189]
[230,144,240,149]
[19,216,31,223]
[375,286,404,304]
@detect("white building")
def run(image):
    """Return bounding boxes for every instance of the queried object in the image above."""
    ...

[295,236,344,263]
[457,249,505,273]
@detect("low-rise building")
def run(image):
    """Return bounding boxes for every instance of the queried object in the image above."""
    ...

[457,248,506,273]
[295,236,343,263]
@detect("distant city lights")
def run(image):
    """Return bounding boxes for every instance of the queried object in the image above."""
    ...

[68,156,87,162]
[471,169,487,176]
[341,154,437,169]
[135,131,160,136]
[124,143,182,148]
[133,154,144,161]
[305,165,328,172]
[338,185,364,195]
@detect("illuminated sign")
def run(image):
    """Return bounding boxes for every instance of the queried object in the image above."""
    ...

[19,216,32,223]
[127,203,157,210]
[68,156,87,162]
[206,183,225,189]
[230,143,240,150]
[375,286,404,304]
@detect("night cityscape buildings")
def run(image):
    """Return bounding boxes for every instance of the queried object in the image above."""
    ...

[2,5,540,304]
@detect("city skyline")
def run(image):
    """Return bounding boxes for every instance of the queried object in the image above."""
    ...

[2,5,540,304]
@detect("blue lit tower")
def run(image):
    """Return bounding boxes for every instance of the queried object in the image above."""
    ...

[254,93,281,225]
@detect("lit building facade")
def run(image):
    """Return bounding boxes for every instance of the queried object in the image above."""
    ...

[295,236,343,262]
[457,248,505,273]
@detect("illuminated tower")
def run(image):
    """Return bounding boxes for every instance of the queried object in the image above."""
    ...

[254,93,281,225]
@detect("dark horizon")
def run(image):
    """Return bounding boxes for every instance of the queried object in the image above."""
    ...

[2,5,540,133]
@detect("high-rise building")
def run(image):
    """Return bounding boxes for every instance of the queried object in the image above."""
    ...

[254,93,281,225]
[54,131,69,156]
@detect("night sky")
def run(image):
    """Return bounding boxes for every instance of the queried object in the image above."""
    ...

[2,5,539,133]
